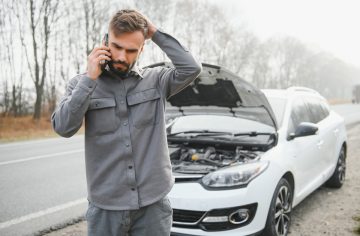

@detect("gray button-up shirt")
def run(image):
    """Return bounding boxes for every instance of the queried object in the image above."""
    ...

[51,30,201,210]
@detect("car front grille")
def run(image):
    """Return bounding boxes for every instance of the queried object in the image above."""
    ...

[173,209,206,224]
[172,203,258,231]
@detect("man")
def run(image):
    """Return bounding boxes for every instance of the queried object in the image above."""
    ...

[51,9,201,236]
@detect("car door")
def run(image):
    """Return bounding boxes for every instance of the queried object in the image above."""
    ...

[317,99,342,177]
[304,97,331,177]
[286,98,324,200]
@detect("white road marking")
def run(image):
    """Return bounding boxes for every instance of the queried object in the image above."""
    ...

[0,198,87,229]
[0,149,84,166]
[0,135,84,148]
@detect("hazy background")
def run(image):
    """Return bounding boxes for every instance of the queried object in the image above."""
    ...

[1,0,359,119]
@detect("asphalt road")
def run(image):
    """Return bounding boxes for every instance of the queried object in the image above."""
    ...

[0,136,86,236]
[0,104,360,236]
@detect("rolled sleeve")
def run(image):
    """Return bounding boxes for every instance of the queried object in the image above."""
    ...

[152,30,202,99]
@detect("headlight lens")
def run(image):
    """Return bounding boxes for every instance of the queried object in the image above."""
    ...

[201,161,269,188]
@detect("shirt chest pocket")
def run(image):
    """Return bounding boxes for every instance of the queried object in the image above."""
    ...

[127,88,161,129]
[86,98,117,136]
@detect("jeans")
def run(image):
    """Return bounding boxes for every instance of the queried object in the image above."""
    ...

[86,196,173,236]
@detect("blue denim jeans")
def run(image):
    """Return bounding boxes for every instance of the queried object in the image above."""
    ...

[86,196,173,236]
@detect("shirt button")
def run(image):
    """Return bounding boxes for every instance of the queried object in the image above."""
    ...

[120,100,125,104]
[126,143,130,147]
[123,121,128,126]
[128,166,133,169]
[131,188,135,191]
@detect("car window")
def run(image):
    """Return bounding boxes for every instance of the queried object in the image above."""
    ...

[304,97,329,123]
[288,98,311,134]
[305,98,322,123]
[319,100,330,118]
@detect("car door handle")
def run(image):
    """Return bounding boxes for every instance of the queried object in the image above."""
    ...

[317,140,324,148]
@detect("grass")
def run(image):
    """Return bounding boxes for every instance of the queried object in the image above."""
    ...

[354,216,360,235]
[327,99,351,105]
[0,115,84,143]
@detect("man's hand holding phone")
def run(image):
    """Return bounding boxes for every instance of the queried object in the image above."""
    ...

[86,41,111,80]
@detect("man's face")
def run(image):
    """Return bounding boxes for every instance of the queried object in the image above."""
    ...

[108,30,145,73]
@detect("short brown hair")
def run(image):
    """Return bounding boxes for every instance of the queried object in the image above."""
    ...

[109,9,148,37]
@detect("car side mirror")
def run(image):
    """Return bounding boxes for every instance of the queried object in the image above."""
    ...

[288,122,318,140]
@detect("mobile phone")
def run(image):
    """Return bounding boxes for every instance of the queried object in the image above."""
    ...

[100,33,109,70]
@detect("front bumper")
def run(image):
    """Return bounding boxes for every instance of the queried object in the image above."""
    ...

[169,167,279,236]
[171,231,261,236]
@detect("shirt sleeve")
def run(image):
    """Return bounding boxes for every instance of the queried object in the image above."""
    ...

[51,75,97,137]
[152,30,202,99]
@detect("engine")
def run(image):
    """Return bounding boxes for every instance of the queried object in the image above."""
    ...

[170,146,260,174]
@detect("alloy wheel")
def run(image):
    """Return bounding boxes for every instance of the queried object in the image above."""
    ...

[274,185,292,236]
[337,151,346,184]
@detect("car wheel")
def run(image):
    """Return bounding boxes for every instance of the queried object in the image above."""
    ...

[260,178,293,236]
[326,147,346,188]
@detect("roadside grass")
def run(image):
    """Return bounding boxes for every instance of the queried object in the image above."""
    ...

[354,216,360,235]
[0,115,84,142]
[327,99,351,105]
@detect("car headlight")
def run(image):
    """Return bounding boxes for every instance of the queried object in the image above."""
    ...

[201,161,269,189]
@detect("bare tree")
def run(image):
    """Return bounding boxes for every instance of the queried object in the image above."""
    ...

[172,0,258,82]
[1,0,359,114]
[134,0,175,64]
[250,37,309,89]
[251,41,273,88]
[82,0,111,56]
[12,0,61,119]
[0,0,26,116]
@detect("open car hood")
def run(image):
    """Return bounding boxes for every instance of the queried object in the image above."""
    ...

[144,62,278,129]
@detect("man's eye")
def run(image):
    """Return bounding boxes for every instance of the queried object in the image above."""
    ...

[127,50,138,53]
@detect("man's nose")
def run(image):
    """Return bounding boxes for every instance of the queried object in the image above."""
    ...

[116,49,126,62]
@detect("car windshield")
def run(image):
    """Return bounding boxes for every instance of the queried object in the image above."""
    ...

[166,114,275,137]
[265,97,287,127]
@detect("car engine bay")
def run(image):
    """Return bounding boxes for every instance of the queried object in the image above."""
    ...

[170,145,262,175]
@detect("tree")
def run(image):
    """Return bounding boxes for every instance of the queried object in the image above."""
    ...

[0,0,26,116]
[12,0,61,119]
[251,37,310,89]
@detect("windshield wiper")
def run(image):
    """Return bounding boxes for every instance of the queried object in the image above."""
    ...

[167,130,232,137]
[233,131,275,137]
[168,130,275,139]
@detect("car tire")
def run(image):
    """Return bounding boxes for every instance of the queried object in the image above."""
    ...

[325,147,346,188]
[260,178,293,236]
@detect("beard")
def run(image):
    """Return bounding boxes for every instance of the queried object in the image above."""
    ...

[108,60,135,78]
[110,60,130,71]
[108,57,138,78]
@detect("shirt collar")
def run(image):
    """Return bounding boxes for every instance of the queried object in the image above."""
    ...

[128,64,144,79]
[104,63,143,80]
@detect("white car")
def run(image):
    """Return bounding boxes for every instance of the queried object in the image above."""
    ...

[157,63,347,236]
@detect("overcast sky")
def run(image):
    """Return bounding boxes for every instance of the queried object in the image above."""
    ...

[211,0,360,68]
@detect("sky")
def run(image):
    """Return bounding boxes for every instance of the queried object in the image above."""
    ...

[212,0,360,68]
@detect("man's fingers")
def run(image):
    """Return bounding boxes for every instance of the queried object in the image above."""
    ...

[88,55,111,67]
[93,49,112,58]
[95,45,110,51]
[89,46,110,56]
[97,55,111,63]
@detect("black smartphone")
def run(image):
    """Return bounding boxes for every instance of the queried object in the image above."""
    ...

[100,33,109,70]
